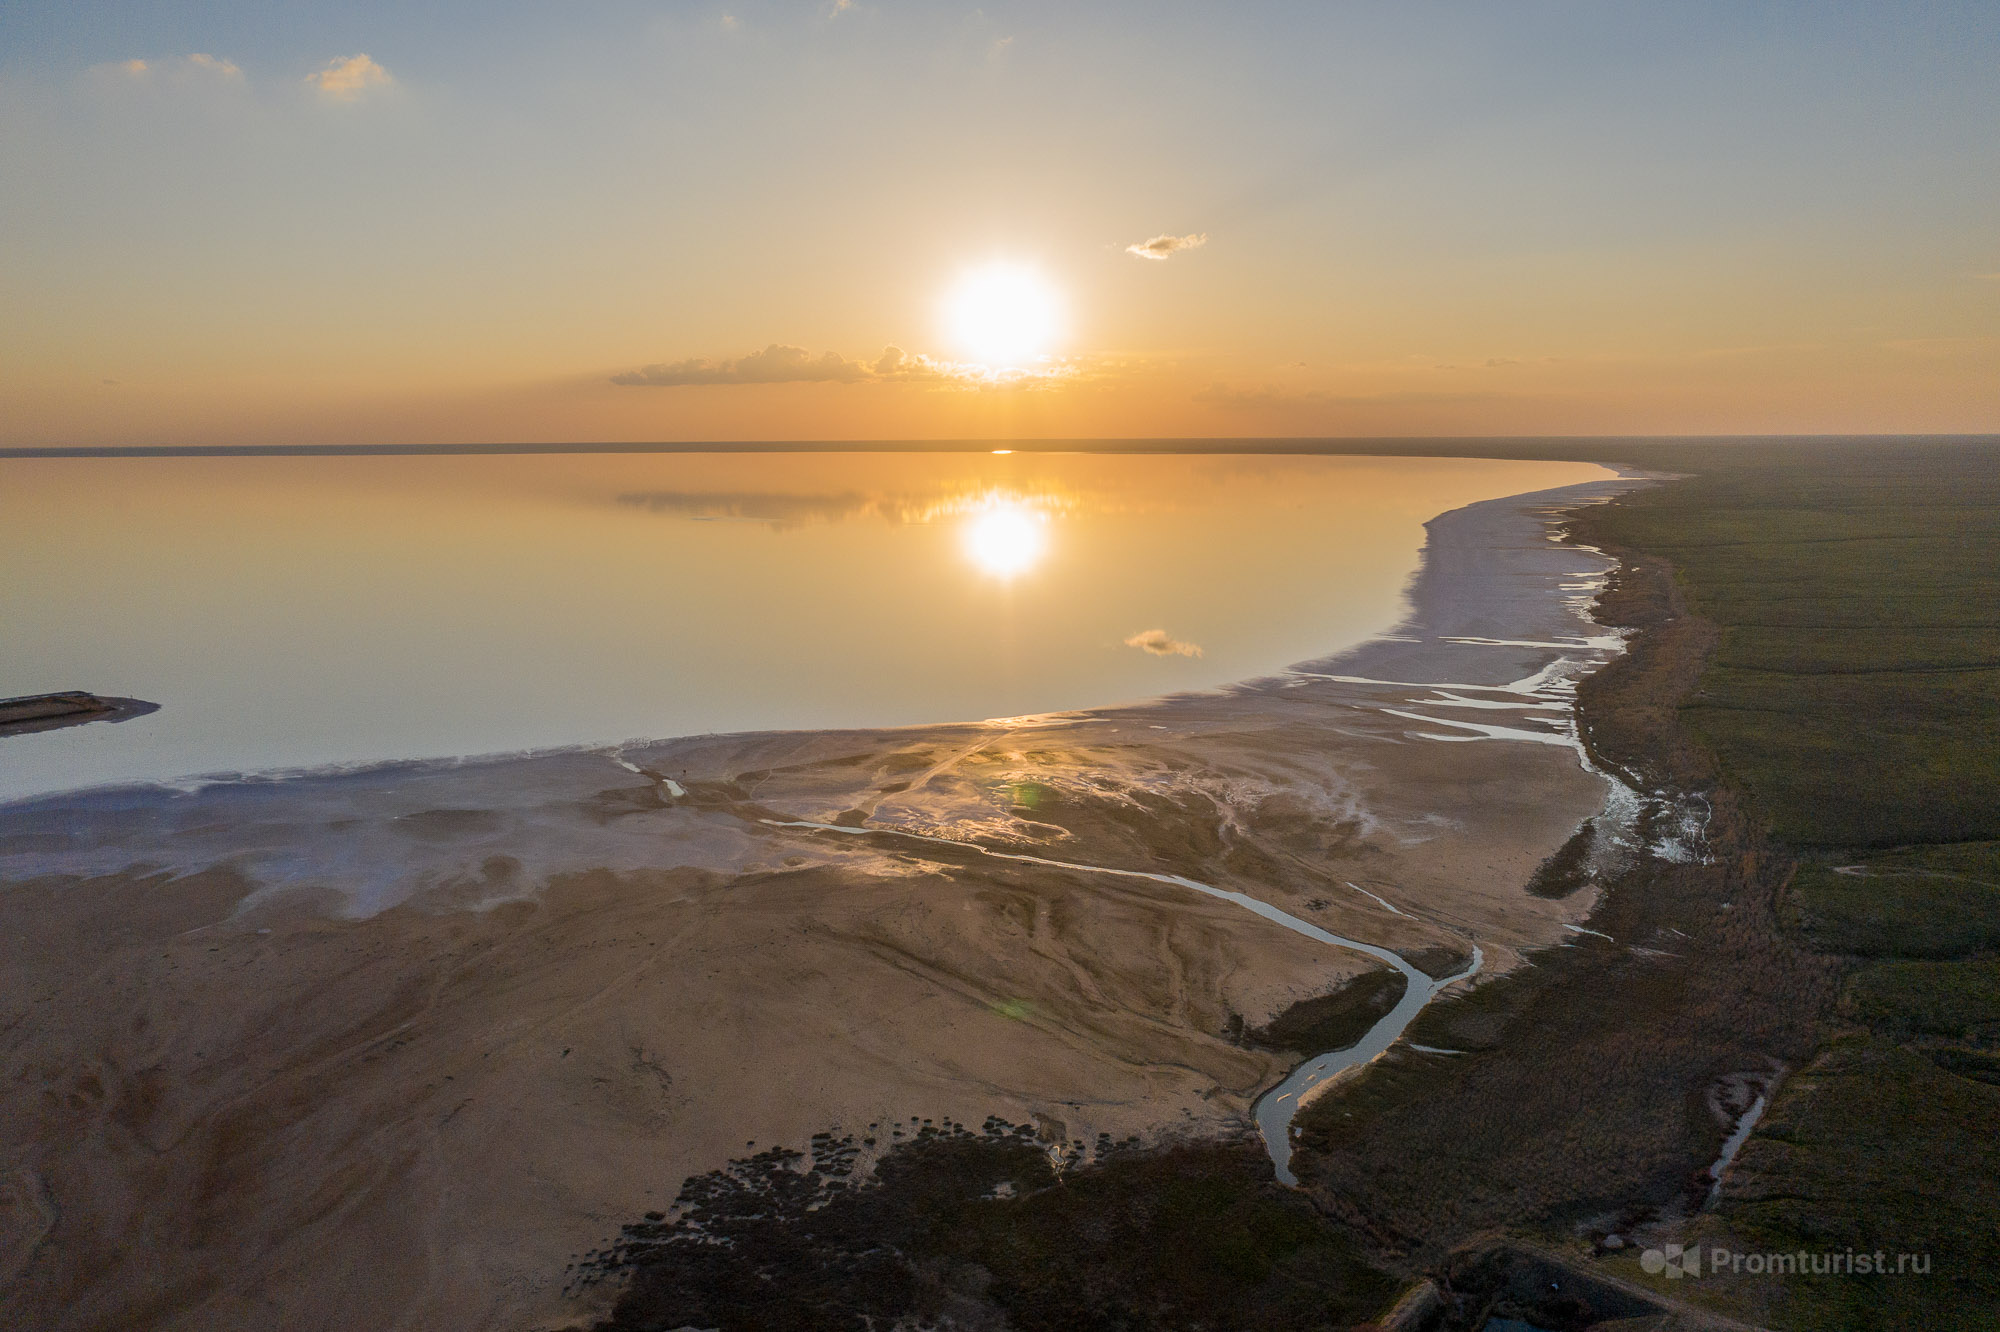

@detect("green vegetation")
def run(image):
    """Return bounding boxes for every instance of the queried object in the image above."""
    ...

[1522,818,1600,899]
[1720,1036,2000,1331]
[588,1123,1399,1332]
[1787,859,2000,958]
[1240,968,1407,1055]
[1576,440,2000,1329]
[1842,958,2000,1046]
[1580,444,2000,849]
[1397,944,1476,979]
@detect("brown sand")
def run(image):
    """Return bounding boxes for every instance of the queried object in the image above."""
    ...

[0,473,1646,1331]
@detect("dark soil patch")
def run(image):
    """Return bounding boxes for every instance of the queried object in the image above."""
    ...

[1525,819,1599,899]
[1399,945,1476,980]
[1240,969,1408,1055]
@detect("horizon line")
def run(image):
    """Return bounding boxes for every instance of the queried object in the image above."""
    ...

[5,433,1999,460]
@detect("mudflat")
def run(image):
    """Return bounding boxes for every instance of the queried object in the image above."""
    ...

[0,473,1669,1331]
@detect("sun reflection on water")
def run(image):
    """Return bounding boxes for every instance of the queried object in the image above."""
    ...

[961,497,1049,578]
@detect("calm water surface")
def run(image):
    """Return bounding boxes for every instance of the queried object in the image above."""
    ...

[0,452,1606,801]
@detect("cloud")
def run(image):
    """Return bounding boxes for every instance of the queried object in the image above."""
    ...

[1125,629,1203,658]
[100,53,241,81]
[186,53,243,79]
[308,54,393,100]
[614,344,1081,389]
[613,344,873,386]
[871,345,995,382]
[1126,232,1208,262]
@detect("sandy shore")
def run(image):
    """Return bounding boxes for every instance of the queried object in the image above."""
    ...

[0,472,1662,1331]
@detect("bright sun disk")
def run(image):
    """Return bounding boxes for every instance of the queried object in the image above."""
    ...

[945,263,1061,367]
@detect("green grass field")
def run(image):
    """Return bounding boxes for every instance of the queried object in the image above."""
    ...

[1586,445,2000,849]
[1581,440,2000,1329]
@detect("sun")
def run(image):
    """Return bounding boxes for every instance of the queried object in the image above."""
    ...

[962,499,1048,578]
[944,263,1062,367]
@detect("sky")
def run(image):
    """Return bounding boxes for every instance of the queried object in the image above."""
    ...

[2,1,1997,445]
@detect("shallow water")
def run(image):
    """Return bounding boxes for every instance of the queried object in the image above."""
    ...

[0,451,1605,801]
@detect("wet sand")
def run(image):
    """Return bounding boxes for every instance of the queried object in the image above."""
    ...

[0,472,1663,1331]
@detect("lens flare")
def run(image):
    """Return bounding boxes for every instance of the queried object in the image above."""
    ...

[962,500,1047,578]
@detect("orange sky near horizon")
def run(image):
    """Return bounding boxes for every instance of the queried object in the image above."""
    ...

[3,3,1997,446]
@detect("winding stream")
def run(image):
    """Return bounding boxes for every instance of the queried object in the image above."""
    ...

[761,816,1481,1185]
[1251,945,1481,1185]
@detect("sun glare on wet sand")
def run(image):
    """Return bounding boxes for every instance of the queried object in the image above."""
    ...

[962,498,1048,578]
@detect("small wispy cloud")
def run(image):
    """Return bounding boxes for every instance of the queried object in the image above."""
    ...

[101,53,242,81]
[613,344,872,387]
[1126,232,1208,262]
[308,54,393,100]
[1125,629,1203,658]
[614,344,1080,389]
